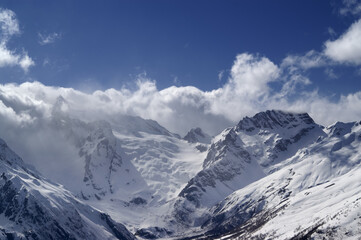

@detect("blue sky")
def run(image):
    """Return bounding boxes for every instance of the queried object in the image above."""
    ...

[0,0,360,95]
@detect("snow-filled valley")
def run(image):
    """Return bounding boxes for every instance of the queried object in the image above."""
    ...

[0,104,361,239]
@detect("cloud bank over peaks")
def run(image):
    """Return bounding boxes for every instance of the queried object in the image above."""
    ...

[0,8,34,72]
[0,52,361,139]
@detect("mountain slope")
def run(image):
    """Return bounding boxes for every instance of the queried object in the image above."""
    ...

[170,110,325,228]
[0,138,136,240]
[184,120,361,239]
[48,98,207,232]
[3,105,361,240]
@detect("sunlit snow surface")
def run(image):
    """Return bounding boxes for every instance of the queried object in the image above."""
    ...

[89,131,207,231]
[194,120,361,239]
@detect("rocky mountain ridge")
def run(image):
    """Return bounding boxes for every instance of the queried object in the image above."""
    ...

[1,106,361,240]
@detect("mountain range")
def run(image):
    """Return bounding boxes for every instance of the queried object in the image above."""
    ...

[0,103,360,239]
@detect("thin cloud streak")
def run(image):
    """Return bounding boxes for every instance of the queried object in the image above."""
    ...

[38,32,62,45]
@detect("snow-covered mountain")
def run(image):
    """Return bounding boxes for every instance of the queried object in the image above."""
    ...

[0,137,135,240]
[169,110,325,227]
[194,119,361,239]
[2,104,361,240]
[16,97,207,233]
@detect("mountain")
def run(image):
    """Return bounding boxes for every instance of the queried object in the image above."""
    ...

[31,98,208,233]
[3,104,361,240]
[168,110,325,229]
[183,127,211,144]
[49,110,147,200]
[194,120,361,239]
[0,137,135,240]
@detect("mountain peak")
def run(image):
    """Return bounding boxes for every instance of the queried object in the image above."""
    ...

[237,110,315,132]
[183,127,211,144]
[325,121,354,138]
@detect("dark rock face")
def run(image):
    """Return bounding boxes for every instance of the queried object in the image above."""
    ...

[130,197,147,205]
[236,110,315,132]
[135,227,173,239]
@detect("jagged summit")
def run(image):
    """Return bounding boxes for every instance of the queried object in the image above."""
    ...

[237,110,315,132]
[183,127,211,144]
[325,121,355,137]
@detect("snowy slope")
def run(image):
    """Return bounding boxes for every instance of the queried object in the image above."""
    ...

[168,110,325,229]
[3,102,361,240]
[46,97,208,232]
[89,131,207,233]
[0,138,135,240]
[181,120,361,239]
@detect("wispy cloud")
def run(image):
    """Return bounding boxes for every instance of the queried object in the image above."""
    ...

[0,8,19,41]
[327,27,337,38]
[340,0,361,16]
[218,70,224,82]
[281,50,328,71]
[38,32,61,45]
[0,8,34,72]
[324,68,338,79]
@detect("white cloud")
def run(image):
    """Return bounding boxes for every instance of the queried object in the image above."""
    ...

[0,44,35,71]
[324,19,361,65]
[19,53,35,72]
[0,8,19,42]
[227,53,280,97]
[38,32,61,45]
[0,8,34,72]
[0,44,19,66]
